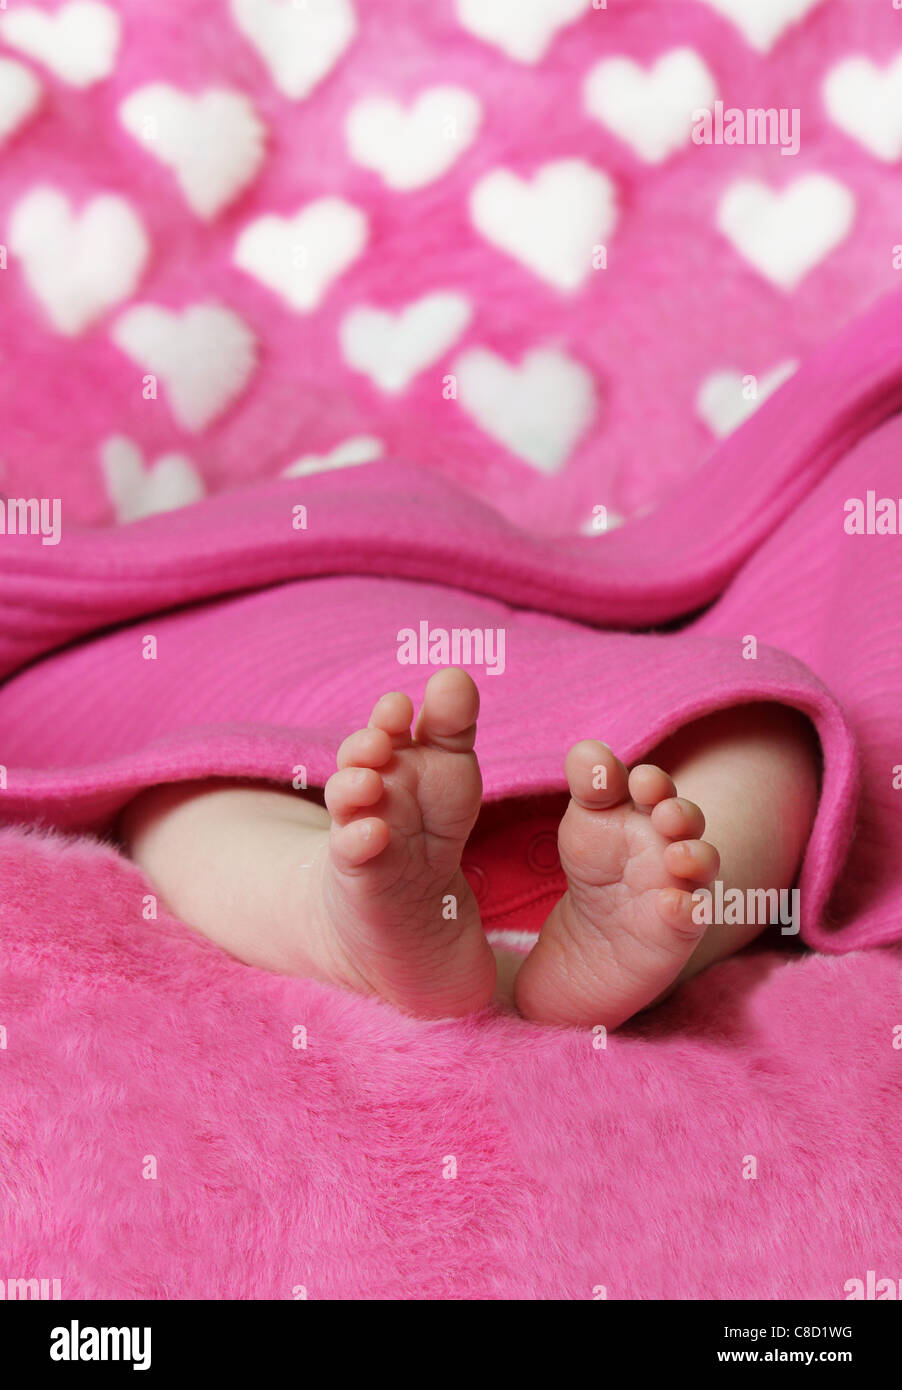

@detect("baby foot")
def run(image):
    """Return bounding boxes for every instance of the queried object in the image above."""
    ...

[316,668,496,1017]
[514,740,719,1029]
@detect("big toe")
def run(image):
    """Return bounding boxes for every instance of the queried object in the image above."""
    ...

[415,668,480,752]
[565,739,630,808]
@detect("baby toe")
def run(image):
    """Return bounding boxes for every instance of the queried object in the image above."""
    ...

[325,766,384,822]
[663,838,720,884]
[565,739,630,808]
[415,668,480,752]
[650,795,706,841]
[330,816,391,870]
[336,726,393,771]
[368,691,414,743]
[628,763,676,809]
[656,887,708,940]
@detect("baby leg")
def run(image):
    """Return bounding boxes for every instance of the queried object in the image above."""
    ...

[118,669,496,1018]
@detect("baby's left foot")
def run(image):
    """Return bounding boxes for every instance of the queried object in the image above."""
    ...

[514,741,719,1029]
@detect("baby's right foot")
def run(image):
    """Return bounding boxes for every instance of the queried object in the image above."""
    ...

[313,668,496,1018]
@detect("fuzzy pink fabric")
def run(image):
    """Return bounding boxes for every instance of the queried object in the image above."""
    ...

[0,0,901,529]
[1,825,901,1301]
[3,0,902,1299]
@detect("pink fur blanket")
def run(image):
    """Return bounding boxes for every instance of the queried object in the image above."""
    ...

[3,0,902,1299]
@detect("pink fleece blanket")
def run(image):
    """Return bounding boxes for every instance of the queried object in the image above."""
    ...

[2,0,902,1300]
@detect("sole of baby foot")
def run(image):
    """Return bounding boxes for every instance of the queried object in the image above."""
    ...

[513,740,718,1030]
[314,667,496,1018]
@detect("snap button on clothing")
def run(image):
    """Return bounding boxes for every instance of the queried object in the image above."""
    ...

[526,830,559,875]
[461,862,488,902]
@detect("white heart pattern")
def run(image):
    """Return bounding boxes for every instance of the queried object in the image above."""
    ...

[119,85,266,220]
[282,435,384,477]
[696,361,798,439]
[454,346,596,474]
[697,0,824,54]
[0,1,120,88]
[346,86,481,190]
[340,292,471,394]
[229,0,356,101]
[9,186,149,336]
[584,48,717,164]
[823,55,902,163]
[111,303,257,434]
[234,198,367,312]
[0,58,42,145]
[470,159,616,292]
[455,0,591,65]
[717,175,854,291]
[101,436,205,522]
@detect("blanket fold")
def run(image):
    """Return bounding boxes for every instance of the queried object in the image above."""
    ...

[1,291,902,956]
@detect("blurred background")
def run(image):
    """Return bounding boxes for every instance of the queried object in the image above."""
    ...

[0,0,899,537]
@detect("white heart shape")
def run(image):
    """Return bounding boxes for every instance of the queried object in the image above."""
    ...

[456,0,590,64]
[346,85,481,191]
[8,186,149,336]
[0,58,42,145]
[717,175,854,290]
[234,198,367,312]
[229,0,356,101]
[584,48,717,164]
[696,361,798,439]
[101,436,205,522]
[111,303,257,433]
[454,346,596,473]
[340,292,471,394]
[0,1,120,88]
[119,85,266,220]
[698,0,824,53]
[471,159,616,292]
[823,55,902,163]
[282,435,384,477]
